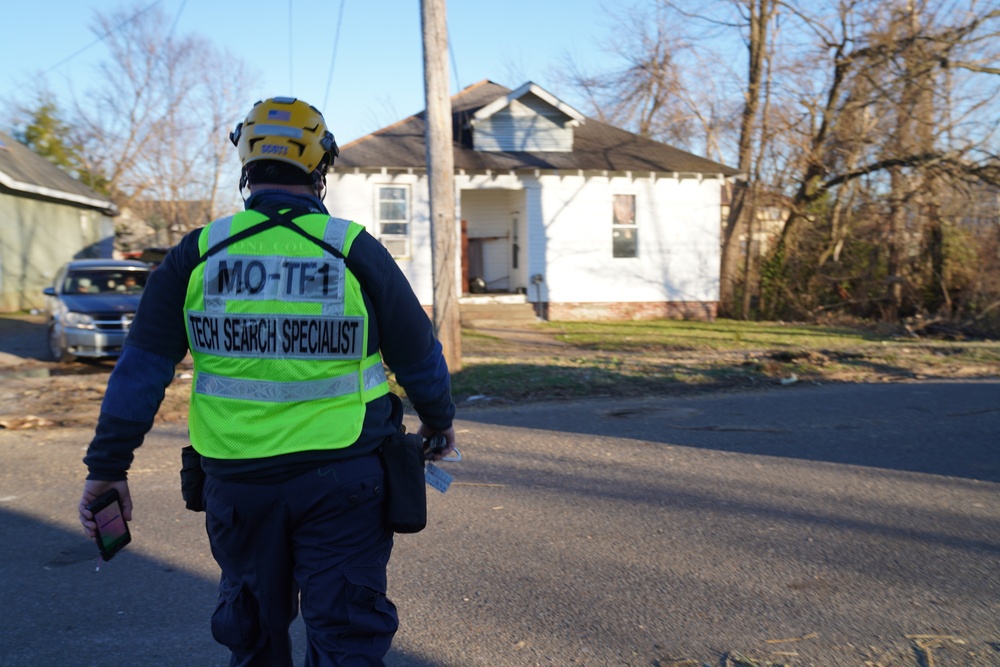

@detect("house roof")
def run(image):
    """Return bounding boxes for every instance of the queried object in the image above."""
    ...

[471,81,585,125]
[337,80,738,177]
[0,131,116,214]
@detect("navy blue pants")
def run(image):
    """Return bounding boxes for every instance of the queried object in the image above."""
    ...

[203,452,397,667]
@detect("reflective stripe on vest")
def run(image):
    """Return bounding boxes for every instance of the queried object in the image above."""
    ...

[195,354,388,402]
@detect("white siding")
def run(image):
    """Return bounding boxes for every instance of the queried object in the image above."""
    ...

[534,174,721,304]
[525,184,547,301]
[326,171,437,304]
[327,169,723,310]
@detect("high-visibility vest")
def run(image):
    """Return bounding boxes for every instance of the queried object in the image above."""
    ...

[183,208,390,460]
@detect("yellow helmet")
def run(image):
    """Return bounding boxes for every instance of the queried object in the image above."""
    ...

[229,97,339,174]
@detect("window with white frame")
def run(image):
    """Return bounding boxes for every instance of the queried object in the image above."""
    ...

[612,194,637,258]
[377,185,410,257]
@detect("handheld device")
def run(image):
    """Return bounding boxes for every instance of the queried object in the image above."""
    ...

[423,434,461,462]
[423,433,449,460]
[87,489,131,561]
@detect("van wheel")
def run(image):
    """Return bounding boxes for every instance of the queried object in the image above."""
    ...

[48,324,73,363]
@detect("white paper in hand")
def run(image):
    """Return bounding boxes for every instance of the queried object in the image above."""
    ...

[425,462,453,493]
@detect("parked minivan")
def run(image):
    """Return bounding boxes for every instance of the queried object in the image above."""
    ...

[42,259,150,362]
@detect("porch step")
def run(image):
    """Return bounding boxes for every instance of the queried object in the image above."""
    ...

[460,298,539,328]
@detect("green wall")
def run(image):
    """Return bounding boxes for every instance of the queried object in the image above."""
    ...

[0,191,114,311]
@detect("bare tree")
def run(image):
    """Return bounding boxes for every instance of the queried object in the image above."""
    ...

[723,0,779,318]
[764,0,1000,322]
[558,1,735,157]
[565,0,1000,324]
[67,5,257,244]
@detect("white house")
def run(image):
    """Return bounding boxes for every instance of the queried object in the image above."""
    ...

[327,80,737,321]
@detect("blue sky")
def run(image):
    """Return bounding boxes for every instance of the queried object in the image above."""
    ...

[0,0,614,144]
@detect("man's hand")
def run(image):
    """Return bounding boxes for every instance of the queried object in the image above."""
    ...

[79,479,132,539]
[417,424,456,461]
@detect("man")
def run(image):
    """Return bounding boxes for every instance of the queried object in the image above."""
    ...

[78,96,456,666]
[120,274,141,292]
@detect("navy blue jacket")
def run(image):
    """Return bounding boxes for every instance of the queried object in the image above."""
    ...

[84,190,454,482]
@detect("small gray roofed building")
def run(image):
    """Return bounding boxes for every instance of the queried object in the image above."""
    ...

[0,131,117,311]
[0,131,115,214]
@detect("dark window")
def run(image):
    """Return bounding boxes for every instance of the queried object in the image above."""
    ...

[64,270,148,295]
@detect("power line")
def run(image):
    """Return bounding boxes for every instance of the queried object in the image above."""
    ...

[40,0,167,78]
[323,0,348,112]
[0,0,169,101]
[166,0,189,40]
[288,0,294,92]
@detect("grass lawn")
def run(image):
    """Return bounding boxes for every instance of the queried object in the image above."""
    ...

[433,319,1000,404]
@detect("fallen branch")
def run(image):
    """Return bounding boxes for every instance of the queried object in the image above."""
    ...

[915,639,939,667]
[904,634,966,667]
[765,632,818,644]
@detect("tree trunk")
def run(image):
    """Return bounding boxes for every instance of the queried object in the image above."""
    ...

[720,184,748,316]
[885,166,905,321]
[927,200,947,316]
[740,182,761,319]
[720,0,774,318]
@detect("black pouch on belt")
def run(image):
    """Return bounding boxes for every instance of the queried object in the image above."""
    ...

[180,445,206,512]
[380,429,427,533]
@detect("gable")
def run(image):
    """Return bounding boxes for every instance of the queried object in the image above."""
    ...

[473,93,575,153]
[469,83,584,153]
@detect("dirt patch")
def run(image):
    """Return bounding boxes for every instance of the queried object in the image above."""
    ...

[0,365,193,430]
[0,314,192,429]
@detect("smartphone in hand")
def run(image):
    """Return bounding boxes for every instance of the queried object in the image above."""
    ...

[87,489,131,561]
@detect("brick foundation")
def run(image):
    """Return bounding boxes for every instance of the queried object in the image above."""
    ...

[545,301,717,322]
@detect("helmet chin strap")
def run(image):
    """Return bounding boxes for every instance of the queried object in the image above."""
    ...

[239,168,252,204]
[312,170,327,201]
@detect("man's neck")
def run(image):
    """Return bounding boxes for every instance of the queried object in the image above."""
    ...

[248,182,317,196]
[244,186,329,215]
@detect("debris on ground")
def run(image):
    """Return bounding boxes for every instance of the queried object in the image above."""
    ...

[0,415,55,429]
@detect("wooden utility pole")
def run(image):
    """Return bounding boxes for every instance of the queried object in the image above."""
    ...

[421,0,462,371]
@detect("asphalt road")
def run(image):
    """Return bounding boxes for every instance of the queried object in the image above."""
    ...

[1,381,999,666]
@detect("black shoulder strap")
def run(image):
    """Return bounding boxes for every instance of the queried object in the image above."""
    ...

[199,205,346,263]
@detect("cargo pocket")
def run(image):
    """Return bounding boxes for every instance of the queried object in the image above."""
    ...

[345,568,399,638]
[211,578,261,651]
[204,495,235,542]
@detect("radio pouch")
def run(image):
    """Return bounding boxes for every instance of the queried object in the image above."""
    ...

[180,445,206,512]
[380,430,427,533]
